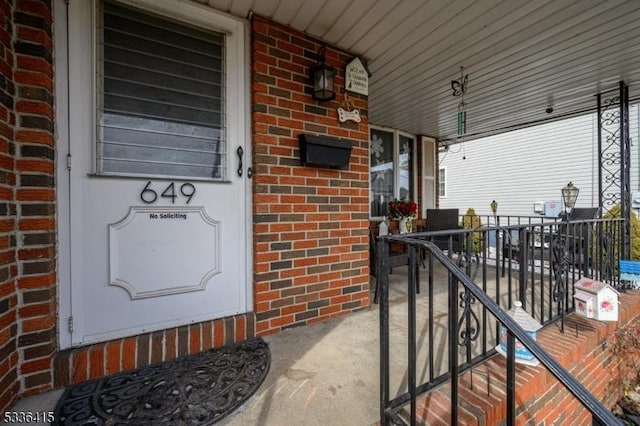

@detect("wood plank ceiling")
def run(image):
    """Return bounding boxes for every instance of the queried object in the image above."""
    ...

[195,0,640,143]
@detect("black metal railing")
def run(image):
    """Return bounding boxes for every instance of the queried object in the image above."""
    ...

[378,217,625,425]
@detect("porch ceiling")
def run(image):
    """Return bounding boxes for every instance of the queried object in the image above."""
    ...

[198,0,640,143]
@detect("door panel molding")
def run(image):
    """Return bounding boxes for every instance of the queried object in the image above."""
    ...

[109,206,221,299]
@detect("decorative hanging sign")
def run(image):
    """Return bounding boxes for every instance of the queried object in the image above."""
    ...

[344,57,369,96]
[337,94,361,123]
[451,66,468,136]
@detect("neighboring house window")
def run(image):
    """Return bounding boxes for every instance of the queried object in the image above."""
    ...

[421,136,436,211]
[439,167,446,198]
[97,0,226,180]
[370,127,416,217]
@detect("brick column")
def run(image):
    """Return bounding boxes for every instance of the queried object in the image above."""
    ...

[0,0,18,413]
[251,15,370,336]
[14,0,56,397]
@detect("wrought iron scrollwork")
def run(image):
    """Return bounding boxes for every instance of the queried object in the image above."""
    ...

[456,252,480,346]
[600,227,617,285]
[551,233,570,298]
[550,232,572,332]
[457,288,480,346]
[598,82,631,262]
[599,95,623,212]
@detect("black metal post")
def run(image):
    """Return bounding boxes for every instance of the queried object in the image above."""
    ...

[449,272,459,426]
[428,253,434,380]
[597,81,631,274]
[507,330,516,425]
[408,245,417,425]
[561,214,571,333]
[518,228,527,309]
[597,92,603,218]
[620,81,631,261]
[379,238,390,425]
[581,222,590,277]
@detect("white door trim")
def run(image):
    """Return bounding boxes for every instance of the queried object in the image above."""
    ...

[54,0,72,349]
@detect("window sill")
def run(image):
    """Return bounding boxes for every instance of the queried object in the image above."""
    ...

[87,173,231,184]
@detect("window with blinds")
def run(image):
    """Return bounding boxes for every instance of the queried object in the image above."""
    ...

[97,0,226,180]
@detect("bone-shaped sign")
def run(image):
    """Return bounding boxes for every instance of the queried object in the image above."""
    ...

[337,107,361,123]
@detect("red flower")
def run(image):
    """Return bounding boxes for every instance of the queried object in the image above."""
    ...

[388,198,417,219]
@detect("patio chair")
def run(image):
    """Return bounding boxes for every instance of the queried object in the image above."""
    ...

[370,227,419,304]
[501,229,522,277]
[424,209,483,281]
[424,209,461,253]
[550,207,600,289]
[567,207,599,271]
[568,207,599,221]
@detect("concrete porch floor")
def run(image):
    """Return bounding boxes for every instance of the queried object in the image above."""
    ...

[3,288,392,425]
[5,261,522,425]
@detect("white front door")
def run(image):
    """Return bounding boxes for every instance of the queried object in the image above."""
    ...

[56,0,250,347]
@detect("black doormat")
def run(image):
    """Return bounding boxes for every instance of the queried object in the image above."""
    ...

[53,337,270,425]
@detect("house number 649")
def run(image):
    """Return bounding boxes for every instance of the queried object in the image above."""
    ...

[140,181,195,204]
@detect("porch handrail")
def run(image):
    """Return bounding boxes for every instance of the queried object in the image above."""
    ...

[379,235,622,425]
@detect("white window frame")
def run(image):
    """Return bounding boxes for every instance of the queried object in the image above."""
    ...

[397,129,417,201]
[369,125,417,219]
[92,0,245,181]
[421,135,437,213]
[439,166,447,198]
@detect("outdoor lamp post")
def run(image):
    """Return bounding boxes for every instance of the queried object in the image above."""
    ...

[310,47,335,101]
[557,181,579,334]
[561,181,579,217]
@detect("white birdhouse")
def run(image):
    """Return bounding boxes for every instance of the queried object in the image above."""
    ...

[573,277,619,322]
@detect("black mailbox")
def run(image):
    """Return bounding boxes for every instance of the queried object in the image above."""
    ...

[298,134,352,169]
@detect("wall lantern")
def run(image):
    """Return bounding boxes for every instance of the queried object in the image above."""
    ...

[311,46,335,101]
[561,181,579,214]
[490,200,498,216]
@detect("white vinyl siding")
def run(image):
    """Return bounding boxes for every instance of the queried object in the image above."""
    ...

[438,105,640,217]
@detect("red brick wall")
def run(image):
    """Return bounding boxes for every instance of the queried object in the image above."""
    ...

[0,0,56,410]
[14,0,56,398]
[0,0,18,413]
[53,313,255,388]
[251,15,370,336]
